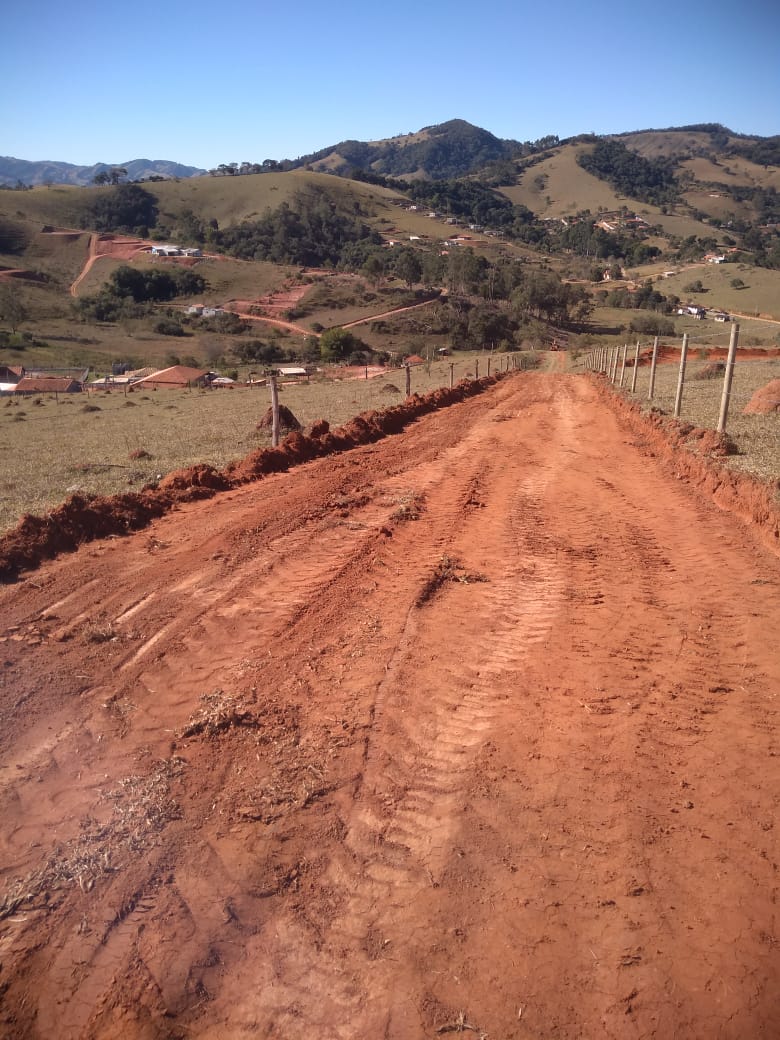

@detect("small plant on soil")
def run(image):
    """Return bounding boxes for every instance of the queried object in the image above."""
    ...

[81,619,116,644]
[180,689,256,739]
[391,491,426,521]
[416,554,488,606]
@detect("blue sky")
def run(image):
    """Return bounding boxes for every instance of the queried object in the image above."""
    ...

[3,0,778,168]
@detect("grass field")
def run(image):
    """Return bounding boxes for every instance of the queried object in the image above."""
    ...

[606,353,780,484]
[0,353,511,533]
[652,264,780,322]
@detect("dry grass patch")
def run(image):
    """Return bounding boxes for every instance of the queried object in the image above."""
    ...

[627,355,780,483]
[0,756,185,918]
[0,355,500,533]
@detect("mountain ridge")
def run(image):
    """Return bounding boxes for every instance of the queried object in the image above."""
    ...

[0,157,206,188]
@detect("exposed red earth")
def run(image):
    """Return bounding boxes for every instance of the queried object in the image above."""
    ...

[0,372,778,1040]
[743,379,780,414]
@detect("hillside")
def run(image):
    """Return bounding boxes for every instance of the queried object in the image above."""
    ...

[2,122,779,381]
[285,119,529,179]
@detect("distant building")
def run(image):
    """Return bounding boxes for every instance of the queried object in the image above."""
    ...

[14,376,82,395]
[0,365,24,385]
[133,365,210,389]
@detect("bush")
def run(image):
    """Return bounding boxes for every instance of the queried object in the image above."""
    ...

[153,318,187,336]
[629,314,675,336]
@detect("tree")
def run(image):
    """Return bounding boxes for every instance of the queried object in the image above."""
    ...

[361,254,385,287]
[92,171,111,186]
[393,249,422,289]
[683,279,705,294]
[318,327,368,361]
[108,167,128,185]
[0,286,27,332]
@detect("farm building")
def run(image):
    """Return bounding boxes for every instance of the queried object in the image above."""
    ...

[133,365,211,390]
[14,376,82,395]
[150,245,182,257]
[276,366,309,381]
[0,365,24,385]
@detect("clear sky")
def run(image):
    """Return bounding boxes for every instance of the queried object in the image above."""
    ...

[3,0,779,169]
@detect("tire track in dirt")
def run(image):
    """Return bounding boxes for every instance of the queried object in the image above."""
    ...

[191,380,582,1036]
[0,374,778,1039]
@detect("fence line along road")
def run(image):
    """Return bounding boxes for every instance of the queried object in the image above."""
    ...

[582,323,758,437]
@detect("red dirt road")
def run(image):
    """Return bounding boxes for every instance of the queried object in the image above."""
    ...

[1,373,778,1039]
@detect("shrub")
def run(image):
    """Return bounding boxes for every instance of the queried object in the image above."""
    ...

[629,314,675,335]
[153,317,187,337]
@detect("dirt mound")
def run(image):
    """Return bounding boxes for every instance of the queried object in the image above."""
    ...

[308,419,330,438]
[381,382,402,394]
[694,362,726,380]
[257,405,302,432]
[158,464,231,493]
[743,379,780,414]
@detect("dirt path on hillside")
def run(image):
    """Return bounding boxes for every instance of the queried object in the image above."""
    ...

[340,295,444,329]
[0,373,778,1039]
[69,233,100,296]
[227,292,444,339]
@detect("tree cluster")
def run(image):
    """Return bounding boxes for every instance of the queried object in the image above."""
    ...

[577,140,679,206]
[403,178,534,233]
[80,184,159,235]
[214,190,382,266]
[0,217,30,255]
[75,264,205,322]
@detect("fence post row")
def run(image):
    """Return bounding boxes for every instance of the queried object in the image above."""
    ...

[269,374,280,447]
[673,333,689,418]
[648,336,659,400]
[717,322,740,434]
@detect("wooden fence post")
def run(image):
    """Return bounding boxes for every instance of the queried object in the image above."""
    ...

[487,356,491,377]
[619,343,628,387]
[449,362,454,388]
[717,322,740,434]
[269,374,280,447]
[475,359,479,380]
[405,363,411,398]
[648,336,659,400]
[630,342,640,393]
[611,346,619,384]
[673,333,689,418]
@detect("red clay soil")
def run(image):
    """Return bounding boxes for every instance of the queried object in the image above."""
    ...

[0,377,506,583]
[743,378,780,414]
[1,373,779,1040]
[636,345,780,366]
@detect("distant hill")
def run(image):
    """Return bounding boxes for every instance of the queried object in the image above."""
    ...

[0,157,206,187]
[285,119,544,180]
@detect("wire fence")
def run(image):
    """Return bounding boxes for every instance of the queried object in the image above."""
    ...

[579,327,780,483]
